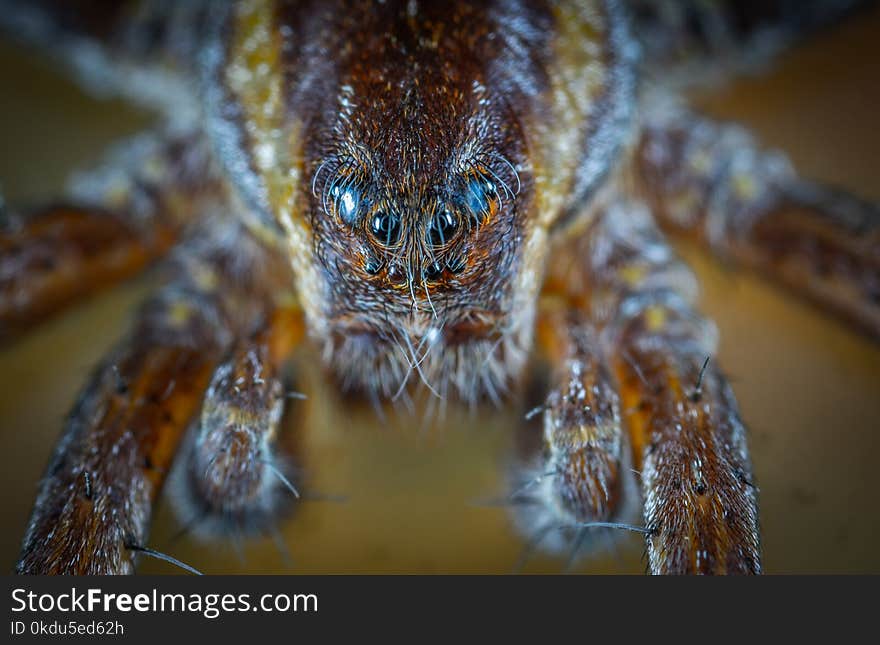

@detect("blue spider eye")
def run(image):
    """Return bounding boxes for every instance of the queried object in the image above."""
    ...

[464,174,497,224]
[331,184,361,225]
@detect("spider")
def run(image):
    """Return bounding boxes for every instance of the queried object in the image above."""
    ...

[1,0,878,575]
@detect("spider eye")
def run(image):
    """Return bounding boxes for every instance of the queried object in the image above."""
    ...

[369,210,401,246]
[331,185,361,225]
[423,261,443,280]
[427,206,459,247]
[364,255,383,274]
[464,174,498,224]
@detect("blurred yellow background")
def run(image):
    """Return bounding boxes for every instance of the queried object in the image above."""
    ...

[0,8,878,573]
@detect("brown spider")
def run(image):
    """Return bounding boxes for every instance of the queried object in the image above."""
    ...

[1,0,878,575]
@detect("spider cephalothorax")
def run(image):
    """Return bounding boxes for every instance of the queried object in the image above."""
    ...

[2,0,877,575]
[204,0,635,401]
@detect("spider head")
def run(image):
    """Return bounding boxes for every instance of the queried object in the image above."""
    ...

[208,0,631,401]
[314,159,507,288]
[298,89,542,401]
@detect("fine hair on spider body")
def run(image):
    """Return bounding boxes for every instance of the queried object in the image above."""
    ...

[168,325,303,541]
[1,0,878,576]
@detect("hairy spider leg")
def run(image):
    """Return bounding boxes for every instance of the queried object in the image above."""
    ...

[580,199,761,574]
[0,130,220,341]
[635,101,880,338]
[508,305,637,566]
[629,0,872,88]
[16,219,288,574]
[510,194,760,573]
[169,306,307,542]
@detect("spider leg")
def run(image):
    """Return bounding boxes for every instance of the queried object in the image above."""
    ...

[634,100,880,338]
[0,1,208,116]
[509,305,634,562]
[0,129,221,341]
[629,0,870,88]
[15,218,289,574]
[169,306,307,541]
[579,199,761,574]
